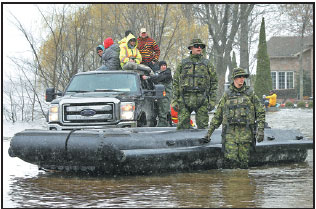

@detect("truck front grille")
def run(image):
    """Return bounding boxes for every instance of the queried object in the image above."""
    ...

[63,103,115,123]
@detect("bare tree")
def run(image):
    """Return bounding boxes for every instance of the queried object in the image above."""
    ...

[239,4,254,74]
[189,4,242,97]
[8,11,43,120]
[3,79,18,123]
[37,5,67,90]
[8,56,48,119]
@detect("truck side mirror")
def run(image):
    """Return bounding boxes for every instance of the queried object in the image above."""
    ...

[154,84,165,99]
[46,88,55,102]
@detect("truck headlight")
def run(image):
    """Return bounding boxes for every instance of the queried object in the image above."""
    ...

[120,102,135,120]
[49,104,59,122]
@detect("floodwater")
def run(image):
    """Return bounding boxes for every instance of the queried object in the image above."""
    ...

[3,109,314,208]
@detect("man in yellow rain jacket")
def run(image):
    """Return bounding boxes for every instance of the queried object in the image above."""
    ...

[120,33,142,68]
[119,33,152,75]
[265,90,277,107]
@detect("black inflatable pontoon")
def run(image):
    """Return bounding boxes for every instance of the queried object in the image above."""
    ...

[8,127,313,174]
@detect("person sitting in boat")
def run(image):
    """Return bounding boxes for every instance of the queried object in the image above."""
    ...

[265,90,277,107]
[262,95,270,108]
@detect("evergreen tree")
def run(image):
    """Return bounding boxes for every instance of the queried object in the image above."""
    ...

[254,17,272,98]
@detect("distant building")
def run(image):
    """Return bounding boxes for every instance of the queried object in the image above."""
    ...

[266,35,313,100]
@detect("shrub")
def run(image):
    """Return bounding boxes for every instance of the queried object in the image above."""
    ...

[285,101,294,108]
[297,101,306,108]
[308,101,313,109]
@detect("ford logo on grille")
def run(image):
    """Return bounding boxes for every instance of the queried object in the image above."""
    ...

[80,109,96,117]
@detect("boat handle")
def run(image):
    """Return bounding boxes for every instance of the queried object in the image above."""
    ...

[166,140,176,146]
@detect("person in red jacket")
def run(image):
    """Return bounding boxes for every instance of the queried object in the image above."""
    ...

[137,28,160,71]
[170,105,194,127]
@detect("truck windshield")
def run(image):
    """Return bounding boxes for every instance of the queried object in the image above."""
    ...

[66,73,139,93]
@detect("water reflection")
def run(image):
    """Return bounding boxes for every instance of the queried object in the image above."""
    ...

[7,170,254,208]
[6,154,313,208]
[166,169,258,208]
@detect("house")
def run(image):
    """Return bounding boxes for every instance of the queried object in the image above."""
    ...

[266,35,313,100]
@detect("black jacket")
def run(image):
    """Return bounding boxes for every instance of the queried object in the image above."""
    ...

[148,68,172,85]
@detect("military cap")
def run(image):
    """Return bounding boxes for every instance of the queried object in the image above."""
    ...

[188,38,205,50]
[232,67,249,79]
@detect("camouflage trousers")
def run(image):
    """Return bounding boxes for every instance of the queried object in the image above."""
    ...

[177,94,209,129]
[222,125,253,169]
[157,96,171,127]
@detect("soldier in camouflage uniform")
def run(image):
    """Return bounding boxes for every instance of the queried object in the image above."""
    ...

[203,68,265,169]
[172,38,218,129]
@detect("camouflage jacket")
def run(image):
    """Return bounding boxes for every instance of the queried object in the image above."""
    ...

[208,82,265,134]
[172,54,218,105]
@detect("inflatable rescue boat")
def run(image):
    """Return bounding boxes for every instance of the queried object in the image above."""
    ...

[8,127,313,175]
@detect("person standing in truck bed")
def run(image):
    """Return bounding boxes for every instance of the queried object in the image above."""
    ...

[137,28,160,72]
[142,61,172,127]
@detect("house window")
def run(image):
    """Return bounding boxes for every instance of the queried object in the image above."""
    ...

[271,72,277,89]
[279,72,285,89]
[287,72,294,88]
[271,71,294,90]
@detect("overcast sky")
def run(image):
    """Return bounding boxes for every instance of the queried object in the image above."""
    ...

[3,4,44,79]
[1,2,239,83]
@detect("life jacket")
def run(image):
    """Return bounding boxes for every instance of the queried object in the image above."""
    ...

[223,86,255,126]
[178,57,211,111]
[170,105,194,126]
[179,57,210,94]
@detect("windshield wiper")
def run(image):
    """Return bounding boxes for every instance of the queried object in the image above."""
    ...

[94,89,123,92]
[67,90,90,93]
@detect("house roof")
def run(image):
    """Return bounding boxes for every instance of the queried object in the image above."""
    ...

[267,35,313,57]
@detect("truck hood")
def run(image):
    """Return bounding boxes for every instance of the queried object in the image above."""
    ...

[51,91,138,104]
